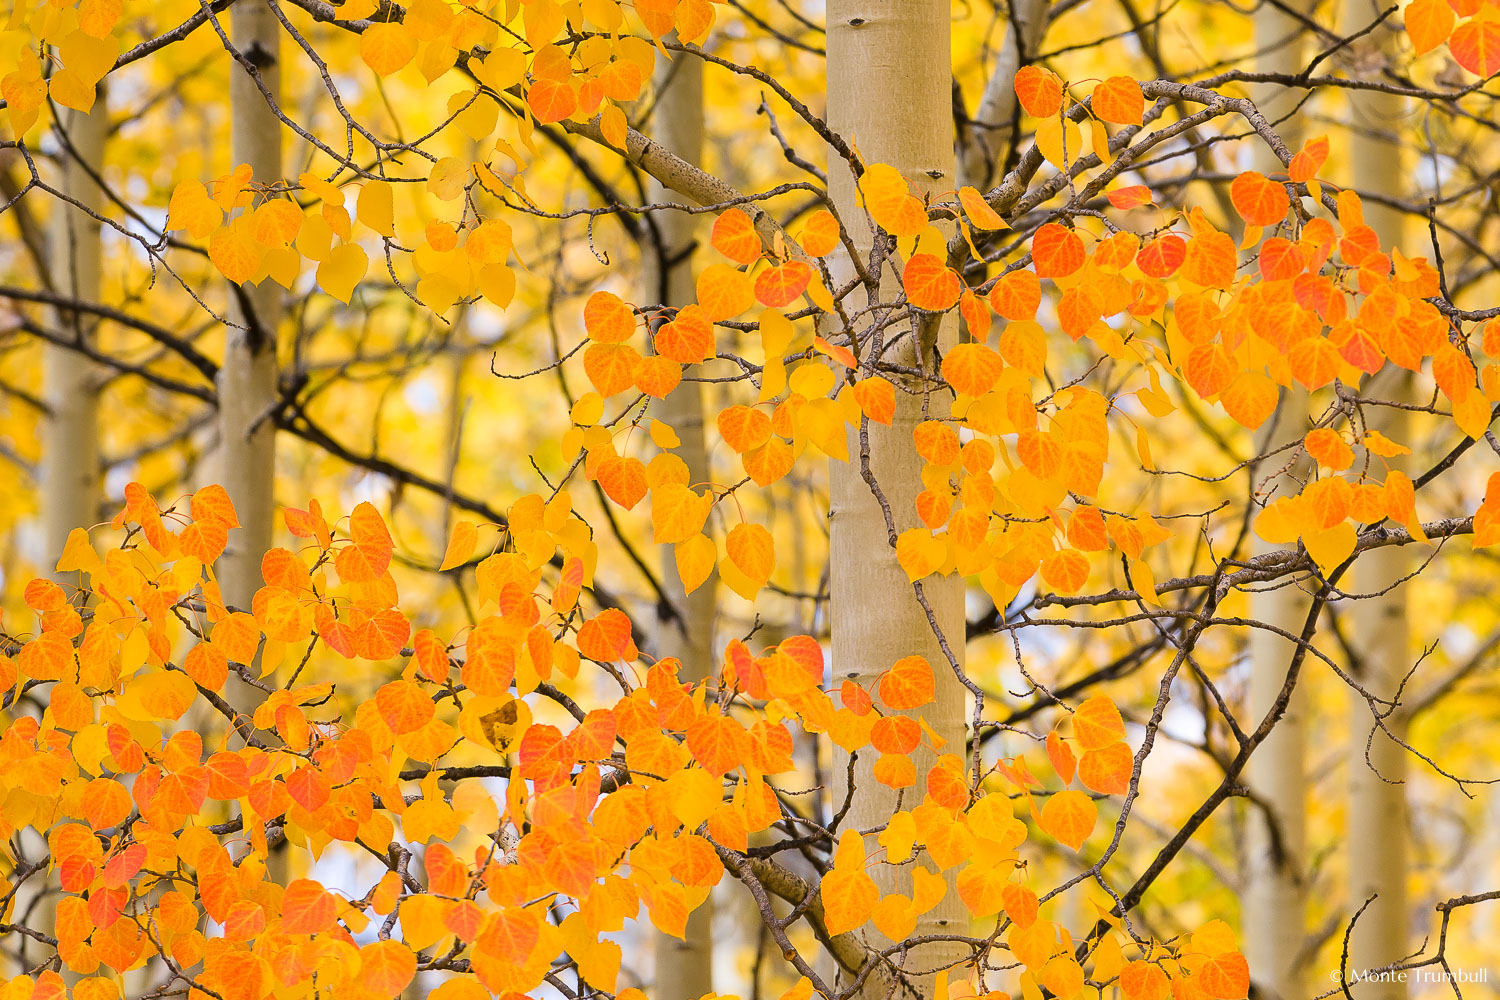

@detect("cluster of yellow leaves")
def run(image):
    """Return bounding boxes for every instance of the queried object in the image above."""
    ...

[175,167,516,311]
[1,0,121,129]
[0,480,1236,1000]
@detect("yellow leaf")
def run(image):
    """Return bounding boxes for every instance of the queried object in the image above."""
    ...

[674,533,716,595]
[439,520,477,571]
[317,242,368,303]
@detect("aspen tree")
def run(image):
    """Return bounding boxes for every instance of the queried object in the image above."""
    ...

[219,0,282,638]
[42,95,106,579]
[1344,5,1412,991]
[827,4,968,996]
[1242,6,1313,996]
[644,46,717,1000]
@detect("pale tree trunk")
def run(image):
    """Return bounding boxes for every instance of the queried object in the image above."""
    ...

[827,4,967,998]
[1343,8,1411,986]
[956,0,1048,192]
[1241,10,1312,998]
[644,48,717,1000]
[44,94,107,577]
[219,0,282,628]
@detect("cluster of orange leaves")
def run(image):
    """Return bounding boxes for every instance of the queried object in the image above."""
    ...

[0,483,1249,1000]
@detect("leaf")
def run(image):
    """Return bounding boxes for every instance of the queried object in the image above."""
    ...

[852,377,896,425]
[942,342,1005,398]
[1107,184,1154,209]
[687,709,749,777]
[1039,789,1096,850]
[527,76,578,123]
[1230,171,1290,227]
[1077,741,1132,795]
[317,242,368,304]
[360,23,417,75]
[798,209,840,256]
[726,522,775,592]
[903,253,961,311]
[712,208,762,264]
[1449,9,1500,77]
[439,520,478,570]
[1047,730,1076,783]
[585,290,636,343]
[335,502,393,582]
[375,679,435,734]
[696,262,757,319]
[959,186,1007,229]
[1120,962,1171,1000]
[359,941,416,996]
[754,261,812,307]
[1014,66,1064,117]
[1040,548,1089,594]
[675,533,717,594]
[1091,76,1144,125]
[1031,223,1085,278]
[1072,696,1126,751]
[990,270,1042,320]
[879,655,935,710]
[821,831,878,935]
[577,608,633,661]
[859,163,927,237]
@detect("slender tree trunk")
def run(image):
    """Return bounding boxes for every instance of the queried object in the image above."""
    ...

[826,5,966,998]
[1241,12,1311,998]
[1344,9,1411,984]
[644,47,717,1000]
[44,94,107,576]
[219,0,282,627]
[956,0,1048,192]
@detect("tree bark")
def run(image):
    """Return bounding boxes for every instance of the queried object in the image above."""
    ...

[826,4,967,998]
[644,47,717,1000]
[1344,11,1411,984]
[956,0,1049,192]
[1241,9,1311,998]
[219,0,283,633]
[44,94,108,578]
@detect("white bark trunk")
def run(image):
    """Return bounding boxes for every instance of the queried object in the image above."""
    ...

[645,48,716,1000]
[1344,20,1411,983]
[43,94,107,577]
[827,5,967,998]
[1242,9,1311,998]
[218,0,282,631]
[957,0,1048,192]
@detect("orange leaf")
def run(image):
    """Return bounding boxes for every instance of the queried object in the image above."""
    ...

[1072,696,1125,751]
[754,261,812,307]
[1107,184,1153,209]
[989,269,1041,320]
[335,501,393,583]
[798,209,840,256]
[577,608,633,661]
[1091,75,1144,125]
[1449,9,1500,77]
[942,342,1005,398]
[1014,66,1064,117]
[359,941,416,997]
[1039,789,1096,850]
[902,254,961,311]
[711,208,761,264]
[717,404,772,453]
[1031,223,1085,278]
[687,710,750,777]
[878,655,935,710]
[1077,741,1132,795]
[585,290,635,343]
[852,377,895,425]
[1230,171,1290,227]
